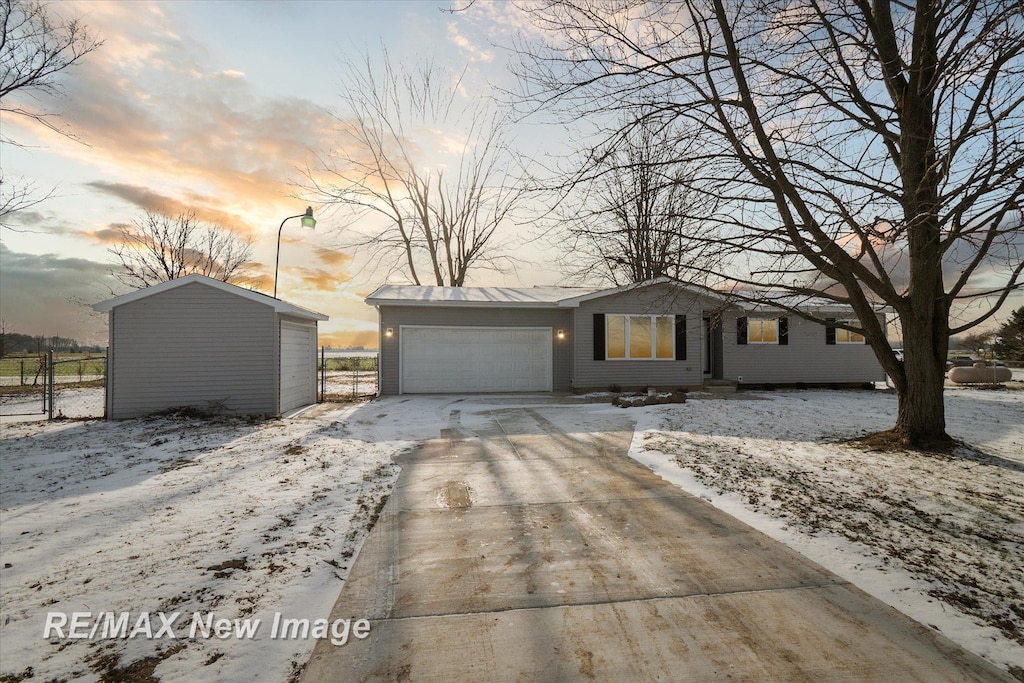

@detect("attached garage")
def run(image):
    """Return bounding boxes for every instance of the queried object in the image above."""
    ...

[94,274,327,419]
[400,326,552,393]
[367,285,576,395]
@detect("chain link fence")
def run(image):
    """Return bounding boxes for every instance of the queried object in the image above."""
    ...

[0,351,107,420]
[2,348,378,420]
[319,350,378,402]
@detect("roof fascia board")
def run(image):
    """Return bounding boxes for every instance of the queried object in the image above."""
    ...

[365,299,562,309]
[555,277,729,307]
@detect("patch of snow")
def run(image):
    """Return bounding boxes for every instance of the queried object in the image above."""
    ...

[0,398,452,682]
[322,371,377,400]
[627,387,1024,674]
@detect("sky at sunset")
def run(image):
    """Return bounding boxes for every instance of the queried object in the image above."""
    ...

[1,0,559,348]
[2,1,1020,349]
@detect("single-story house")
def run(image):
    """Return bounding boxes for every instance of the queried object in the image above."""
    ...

[94,274,327,419]
[366,278,884,395]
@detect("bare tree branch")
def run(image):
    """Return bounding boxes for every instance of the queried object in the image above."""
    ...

[306,51,526,286]
[0,0,102,231]
[0,170,54,228]
[556,112,721,285]
[109,211,257,290]
[0,0,102,145]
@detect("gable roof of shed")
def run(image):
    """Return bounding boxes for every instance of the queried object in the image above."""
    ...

[92,274,328,321]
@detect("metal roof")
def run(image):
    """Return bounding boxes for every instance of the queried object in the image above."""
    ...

[365,284,601,308]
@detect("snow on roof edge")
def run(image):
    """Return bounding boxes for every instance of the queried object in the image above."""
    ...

[92,274,329,320]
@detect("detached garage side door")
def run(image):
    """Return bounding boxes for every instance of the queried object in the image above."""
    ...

[280,321,316,413]
[401,326,552,393]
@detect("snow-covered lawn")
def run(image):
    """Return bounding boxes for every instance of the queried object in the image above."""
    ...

[0,400,436,682]
[2,387,1022,680]
[630,385,1024,676]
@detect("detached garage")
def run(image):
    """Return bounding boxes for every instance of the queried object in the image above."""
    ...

[94,274,327,419]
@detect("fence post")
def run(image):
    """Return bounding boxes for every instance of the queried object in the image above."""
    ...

[47,350,54,420]
[20,359,25,386]
[103,346,109,419]
[320,346,325,402]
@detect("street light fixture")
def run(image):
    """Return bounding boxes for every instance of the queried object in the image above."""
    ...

[274,206,316,298]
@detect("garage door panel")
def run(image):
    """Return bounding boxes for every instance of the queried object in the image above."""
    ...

[281,322,315,412]
[401,326,551,394]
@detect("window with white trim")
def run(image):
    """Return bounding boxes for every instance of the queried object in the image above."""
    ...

[747,318,778,344]
[606,314,675,360]
[836,320,865,343]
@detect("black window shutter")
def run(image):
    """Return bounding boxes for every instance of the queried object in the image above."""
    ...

[737,316,748,345]
[778,317,789,345]
[825,318,836,345]
[675,315,686,360]
[593,313,605,361]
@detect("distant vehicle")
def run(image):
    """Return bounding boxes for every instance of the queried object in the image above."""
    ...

[946,356,976,371]
[893,349,904,362]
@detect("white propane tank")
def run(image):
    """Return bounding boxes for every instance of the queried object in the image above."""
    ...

[948,362,1013,384]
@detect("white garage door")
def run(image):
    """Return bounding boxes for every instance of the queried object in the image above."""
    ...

[280,322,316,413]
[401,326,552,393]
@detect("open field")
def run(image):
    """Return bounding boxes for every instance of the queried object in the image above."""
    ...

[0,354,106,378]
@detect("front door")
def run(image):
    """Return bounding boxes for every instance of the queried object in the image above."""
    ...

[704,317,713,377]
[704,315,724,380]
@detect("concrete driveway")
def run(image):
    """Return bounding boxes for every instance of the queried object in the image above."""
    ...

[303,401,1012,681]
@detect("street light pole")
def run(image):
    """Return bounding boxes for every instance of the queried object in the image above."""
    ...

[273,206,316,298]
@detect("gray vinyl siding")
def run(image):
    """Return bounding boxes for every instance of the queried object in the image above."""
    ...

[109,283,277,418]
[723,312,885,384]
[378,306,572,395]
[573,283,713,391]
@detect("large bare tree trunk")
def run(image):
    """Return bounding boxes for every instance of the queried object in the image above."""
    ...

[894,313,949,447]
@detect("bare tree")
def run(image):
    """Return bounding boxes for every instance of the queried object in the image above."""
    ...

[110,211,255,289]
[0,0,102,229]
[558,114,717,285]
[307,51,525,286]
[952,332,992,355]
[512,0,1024,448]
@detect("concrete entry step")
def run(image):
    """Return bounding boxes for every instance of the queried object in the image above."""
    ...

[704,379,738,395]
